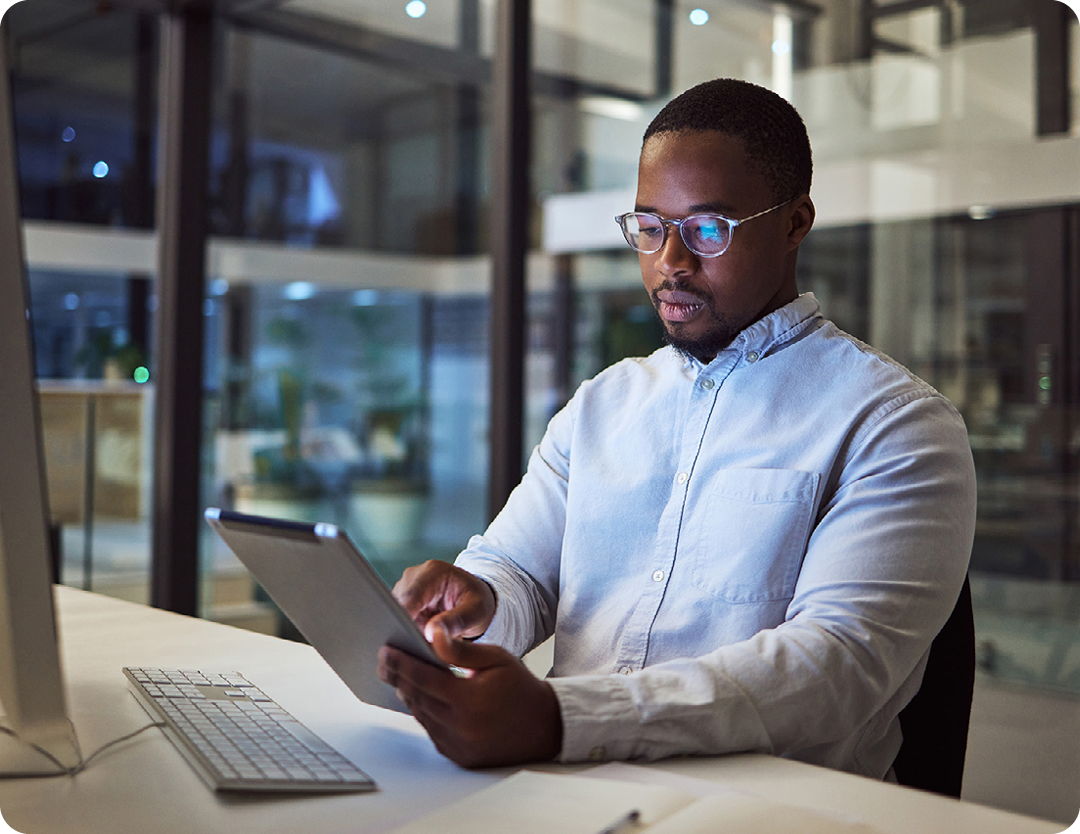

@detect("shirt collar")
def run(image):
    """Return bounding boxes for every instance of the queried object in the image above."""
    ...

[675,292,823,372]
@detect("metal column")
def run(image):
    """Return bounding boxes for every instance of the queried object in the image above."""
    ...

[1032,0,1072,136]
[487,0,531,522]
[150,2,214,615]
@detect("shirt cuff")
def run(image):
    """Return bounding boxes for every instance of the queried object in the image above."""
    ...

[453,557,537,657]
[547,674,640,763]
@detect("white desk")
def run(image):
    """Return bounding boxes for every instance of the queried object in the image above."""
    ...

[0,587,1063,833]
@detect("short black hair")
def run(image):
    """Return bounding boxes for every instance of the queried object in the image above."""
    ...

[643,78,812,201]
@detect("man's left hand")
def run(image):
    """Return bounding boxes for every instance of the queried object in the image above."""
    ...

[377,625,563,768]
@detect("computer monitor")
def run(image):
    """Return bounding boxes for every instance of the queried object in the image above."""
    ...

[0,23,79,772]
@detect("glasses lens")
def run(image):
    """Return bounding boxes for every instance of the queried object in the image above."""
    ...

[622,213,665,253]
[683,216,731,256]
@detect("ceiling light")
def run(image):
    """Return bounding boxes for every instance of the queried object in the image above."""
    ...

[284,282,316,301]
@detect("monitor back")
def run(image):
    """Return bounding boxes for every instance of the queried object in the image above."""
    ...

[0,20,78,769]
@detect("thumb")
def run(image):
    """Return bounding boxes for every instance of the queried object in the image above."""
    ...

[426,608,472,642]
[429,622,515,673]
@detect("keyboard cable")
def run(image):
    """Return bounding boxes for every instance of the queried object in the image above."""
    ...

[0,717,166,779]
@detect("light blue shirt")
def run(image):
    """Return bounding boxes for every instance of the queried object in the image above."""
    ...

[456,293,976,778]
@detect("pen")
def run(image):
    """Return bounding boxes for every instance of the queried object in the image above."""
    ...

[596,808,641,834]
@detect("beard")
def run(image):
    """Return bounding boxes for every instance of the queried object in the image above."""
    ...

[649,282,743,363]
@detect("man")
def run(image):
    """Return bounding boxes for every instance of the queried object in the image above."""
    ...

[378,78,976,778]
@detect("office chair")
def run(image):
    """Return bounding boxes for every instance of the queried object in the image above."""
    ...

[892,575,975,798]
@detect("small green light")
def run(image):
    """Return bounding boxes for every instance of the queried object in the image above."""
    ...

[1038,376,1051,391]
[133,366,150,384]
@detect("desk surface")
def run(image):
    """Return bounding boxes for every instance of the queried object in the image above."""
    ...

[0,587,1064,834]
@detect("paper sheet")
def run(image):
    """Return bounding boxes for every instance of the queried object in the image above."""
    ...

[647,793,884,833]
[385,769,694,834]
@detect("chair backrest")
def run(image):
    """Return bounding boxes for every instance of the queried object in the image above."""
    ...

[892,575,975,798]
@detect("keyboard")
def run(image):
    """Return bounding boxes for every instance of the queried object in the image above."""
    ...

[123,667,376,793]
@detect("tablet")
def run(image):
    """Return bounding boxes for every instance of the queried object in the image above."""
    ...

[204,507,447,713]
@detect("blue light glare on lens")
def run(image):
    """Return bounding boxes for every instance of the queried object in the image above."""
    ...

[772,40,791,55]
[405,0,426,18]
[696,219,723,244]
[93,161,109,178]
[689,8,709,25]
[61,126,76,142]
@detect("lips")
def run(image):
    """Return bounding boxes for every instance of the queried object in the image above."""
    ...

[656,288,707,323]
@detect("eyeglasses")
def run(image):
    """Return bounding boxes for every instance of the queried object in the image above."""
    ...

[615,198,793,258]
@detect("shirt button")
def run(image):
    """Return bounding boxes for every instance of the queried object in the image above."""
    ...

[619,666,633,675]
[677,472,689,484]
[701,378,715,389]
[652,569,665,582]
[746,351,760,363]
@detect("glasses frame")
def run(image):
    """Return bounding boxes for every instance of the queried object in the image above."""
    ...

[615,197,795,258]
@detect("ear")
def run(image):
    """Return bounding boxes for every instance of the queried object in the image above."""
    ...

[786,195,815,250]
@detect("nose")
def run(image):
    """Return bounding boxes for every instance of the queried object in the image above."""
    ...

[654,222,698,277]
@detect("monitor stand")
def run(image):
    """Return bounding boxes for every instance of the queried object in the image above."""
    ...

[0,716,80,775]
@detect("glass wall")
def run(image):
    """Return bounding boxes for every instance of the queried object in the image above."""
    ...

[799,209,1080,695]
[199,22,495,628]
[8,0,156,604]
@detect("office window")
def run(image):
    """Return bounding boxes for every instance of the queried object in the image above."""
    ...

[210,27,489,254]
[7,1,157,229]
[27,269,153,602]
[798,209,1080,694]
[527,0,1080,707]
[200,22,493,632]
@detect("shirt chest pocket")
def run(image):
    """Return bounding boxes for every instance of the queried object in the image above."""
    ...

[687,468,820,604]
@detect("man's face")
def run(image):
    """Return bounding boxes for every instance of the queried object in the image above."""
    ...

[635,129,809,363]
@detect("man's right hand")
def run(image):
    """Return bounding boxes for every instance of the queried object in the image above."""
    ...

[391,560,496,642]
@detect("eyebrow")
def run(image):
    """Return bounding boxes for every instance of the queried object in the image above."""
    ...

[634,200,739,216]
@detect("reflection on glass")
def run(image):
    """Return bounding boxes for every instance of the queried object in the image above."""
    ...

[8,3,157,229]
[205,281,491,630]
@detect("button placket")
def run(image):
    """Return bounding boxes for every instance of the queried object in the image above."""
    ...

[614,357,726,677]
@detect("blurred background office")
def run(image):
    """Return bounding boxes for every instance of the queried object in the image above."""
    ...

[3,0,1078,824]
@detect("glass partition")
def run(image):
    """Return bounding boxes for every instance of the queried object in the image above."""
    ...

[7,1,157,229]
[528,0,1080,705]
[198,21,493,633]
[798,209,1080,695]
[27,268,153,604]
